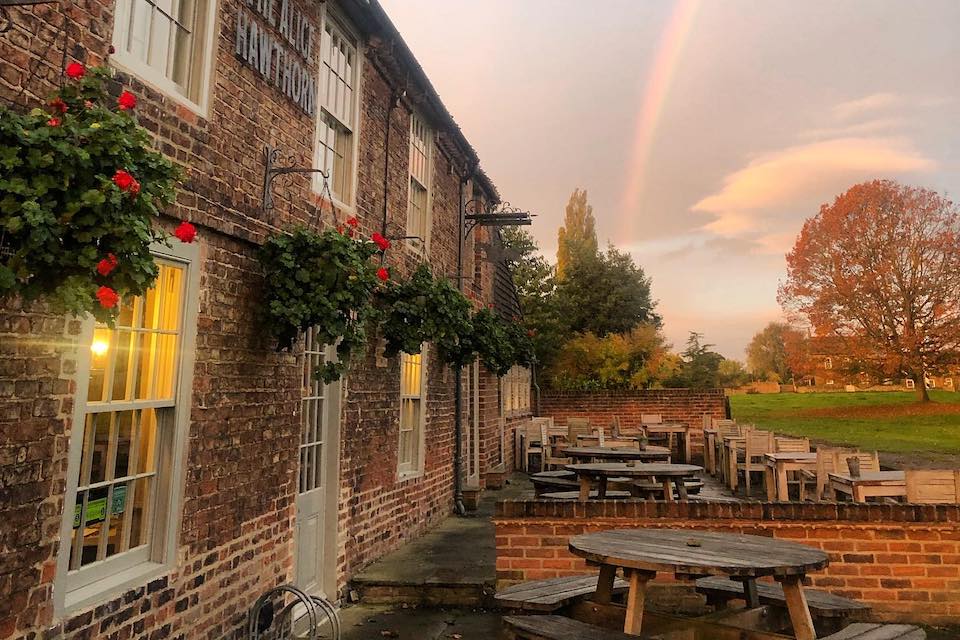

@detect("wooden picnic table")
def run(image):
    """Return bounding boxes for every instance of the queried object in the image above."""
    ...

[642,422,691,464]
[568,528,829,639]
[565,462,703,502]
[828,471,906,503]
[764,452,818,502]
[561,446,671,464]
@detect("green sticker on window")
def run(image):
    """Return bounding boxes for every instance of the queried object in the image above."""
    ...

[73,485,127,528]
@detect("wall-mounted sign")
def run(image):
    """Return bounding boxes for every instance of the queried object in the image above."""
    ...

[73,485,127,528]
[235,0,317,117]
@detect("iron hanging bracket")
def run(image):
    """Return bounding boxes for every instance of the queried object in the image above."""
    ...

[261,146,329,211]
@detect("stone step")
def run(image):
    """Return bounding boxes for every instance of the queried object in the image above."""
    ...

[350,577,495,607]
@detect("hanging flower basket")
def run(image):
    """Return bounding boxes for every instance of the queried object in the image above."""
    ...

[258,226,383,382]
[0,64,180,322]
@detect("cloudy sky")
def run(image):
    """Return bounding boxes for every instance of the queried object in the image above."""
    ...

[379,0,960,359]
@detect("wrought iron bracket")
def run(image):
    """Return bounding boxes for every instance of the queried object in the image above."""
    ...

[463,201,534,236]
[261,146,329,211]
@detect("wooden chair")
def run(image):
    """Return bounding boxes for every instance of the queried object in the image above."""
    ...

[841,451,881,475]
[566,418,591,443]
[521,421,543,472]
[905,470,960,504]
[775,436,811,453]
[710,420,740,478]
[717,423,746,485]
[541,424,570,470]
[735,430,775,495]
[801,447,854,501]
[641,413,663,425]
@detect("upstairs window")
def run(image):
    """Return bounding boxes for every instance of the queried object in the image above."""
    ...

[315,15,359,205]
[112,0,216,110]
[824,357,833,370]
[406,112,432,251]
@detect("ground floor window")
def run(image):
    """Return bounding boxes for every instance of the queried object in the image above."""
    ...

[399,349,426,477]
[59,243,198,610]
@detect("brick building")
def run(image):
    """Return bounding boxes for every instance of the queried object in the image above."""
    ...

[0,1,532,638]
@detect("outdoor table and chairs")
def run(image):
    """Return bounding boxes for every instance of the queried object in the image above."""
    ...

[641,422,692,464]
[828,470,906,503]
[565,462,703,502]
[765,451,818,502]
[568,528,829,639]
[561,445,671,463]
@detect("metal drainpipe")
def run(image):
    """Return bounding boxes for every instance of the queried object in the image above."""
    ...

[381,92,399,236]
[452,172,469,516]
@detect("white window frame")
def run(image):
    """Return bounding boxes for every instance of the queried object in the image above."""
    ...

[56,240,200,615]
[312,7,362,211]
[501,366,531,417]
[824,357,833,370]
[398,348,427,480]
[405,111,433,254]
[905,378,916,389]
[110,0,219,117]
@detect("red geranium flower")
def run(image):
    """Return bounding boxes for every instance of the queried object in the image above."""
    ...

[346,217,359,227]
[113,169,135,191]
[47,117,61,127]
[96,253,118,276]
[65,62,85,79]
[117,91,137,111]
[96,286,119,309]
[371,232,390,251]
[129,180,141,196]
[174,221,196,243]
[376,267,389,282]
[84,100,94,109]
[49,97,67,113]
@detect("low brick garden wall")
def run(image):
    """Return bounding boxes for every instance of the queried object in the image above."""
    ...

[538,389,728,464]
[495,499,960,626]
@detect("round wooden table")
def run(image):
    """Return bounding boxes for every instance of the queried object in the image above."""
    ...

[565,463,702,502]
[568,528,829,639]
[561,446,671,463]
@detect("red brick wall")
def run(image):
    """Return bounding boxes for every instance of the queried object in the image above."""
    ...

[539,389,728,463]
[0,1,517,638]
[494,500,960,626]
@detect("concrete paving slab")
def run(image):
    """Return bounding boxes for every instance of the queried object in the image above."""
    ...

[337,604,501,640]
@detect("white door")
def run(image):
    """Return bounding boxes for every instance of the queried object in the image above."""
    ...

[295,329,340,597]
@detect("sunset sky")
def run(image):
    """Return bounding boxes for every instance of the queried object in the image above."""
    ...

[380,0,960,359]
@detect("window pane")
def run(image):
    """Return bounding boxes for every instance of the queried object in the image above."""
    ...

[114,411,134,479]
[137,409,158,474]
[80,486,108,567]
[128,476,151,549]
[87,328,111,402]
[87,413,112,485]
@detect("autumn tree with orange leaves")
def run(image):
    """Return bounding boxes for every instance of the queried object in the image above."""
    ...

[779,180,960,402]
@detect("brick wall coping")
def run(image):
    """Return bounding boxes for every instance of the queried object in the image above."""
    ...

[539,389,726,399]
[495,499,960,524]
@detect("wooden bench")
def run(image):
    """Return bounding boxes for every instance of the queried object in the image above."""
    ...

[495,574,630,612]
[503,614,644,640]
[541,490,632,500]
[696,576,871,619]
[821,623,925,639]
[531,471,579,496]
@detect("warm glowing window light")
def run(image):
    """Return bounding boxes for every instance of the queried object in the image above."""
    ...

[90,339,109,356]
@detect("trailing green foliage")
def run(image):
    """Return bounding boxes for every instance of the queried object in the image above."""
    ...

[0,66,179,321]
[377,263,474,365]
[470,307,534,376]
[259,227,381,382]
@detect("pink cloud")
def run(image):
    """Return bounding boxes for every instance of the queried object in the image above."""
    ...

[692,136,936,239]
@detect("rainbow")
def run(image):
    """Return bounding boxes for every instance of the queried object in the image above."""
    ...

[619,0,701,233]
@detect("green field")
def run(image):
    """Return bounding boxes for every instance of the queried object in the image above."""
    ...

[729,390,960,455]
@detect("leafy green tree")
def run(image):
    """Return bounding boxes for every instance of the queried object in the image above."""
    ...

[556,188,598,279]
[548,324,677,390]
[557,245,660,337]
[669,332,724,388]
[747,322,802,381]
[717,359,751,388]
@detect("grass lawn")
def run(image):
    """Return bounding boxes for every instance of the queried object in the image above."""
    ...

[729,390,960,457]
